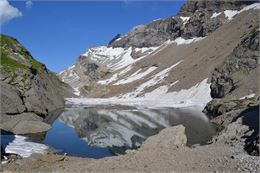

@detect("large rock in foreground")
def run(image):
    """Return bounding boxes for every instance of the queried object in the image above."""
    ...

[141,125,187,149]
[0,113,51,134]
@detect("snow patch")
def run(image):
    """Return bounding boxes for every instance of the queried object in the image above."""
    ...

[240,3,260,13]
[1,135,49,158]
[98,72,120,85]
[180,16,190,25]
[239,93,256,100]
[223,3,260,21]
[173,37,205,45]
[211,12,222,18]
[74,87,80,96]
[68,65,75,70]
[114,66,157,85]
[119,61,183,98]
[224,10,239,20]
[153,18,161,22]
[115,37,122,41]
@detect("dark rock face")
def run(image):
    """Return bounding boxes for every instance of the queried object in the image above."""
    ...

[210,27,259,98]
[75,55,107,84]
[0,34,71,134]
[0,82,26,114]
[109,18,182,48]
[108,0,257,48]
[108,34,121,46]
[203,97,257,119]
[177,0,254,16]
[210,70,234,98]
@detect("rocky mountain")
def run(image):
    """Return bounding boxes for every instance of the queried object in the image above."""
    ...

[108,0,257,48]
[58,1,259,157]
[0,34,73,134]
[58,1,259,107]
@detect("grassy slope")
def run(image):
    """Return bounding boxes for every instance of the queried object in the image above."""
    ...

[0,34,45,73]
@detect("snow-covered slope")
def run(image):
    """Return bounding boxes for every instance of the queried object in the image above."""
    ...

[58,2,259,109]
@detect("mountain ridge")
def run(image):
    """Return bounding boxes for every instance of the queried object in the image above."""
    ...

[58,2,259,105]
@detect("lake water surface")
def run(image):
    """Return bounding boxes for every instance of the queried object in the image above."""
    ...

[42,105,217,158]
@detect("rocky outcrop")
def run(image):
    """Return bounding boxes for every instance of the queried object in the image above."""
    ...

[108,0,258,48]
[209,104,259,156]
[0,34,72,134]
[210,26,259,98]
[203,97,258,119]
[204,26,259,156]
[177,0,254,16]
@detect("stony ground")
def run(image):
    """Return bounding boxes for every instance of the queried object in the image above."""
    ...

[2,142,259,173]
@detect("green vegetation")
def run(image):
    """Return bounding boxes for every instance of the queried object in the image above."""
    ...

[84,85,92,92]
[1,34,45,73]
[30,58,44,71]
[0,49,29,71]
[0,34,17,49]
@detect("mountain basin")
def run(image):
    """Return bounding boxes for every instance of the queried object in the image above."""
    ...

[2,105,217,159]
[43,105,217,158]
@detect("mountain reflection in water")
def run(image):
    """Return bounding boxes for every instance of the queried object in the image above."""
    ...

[44,105,216,157]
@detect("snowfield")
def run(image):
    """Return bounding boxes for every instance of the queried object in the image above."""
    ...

[119,60,183,98]
[66,78,211,111]
[82,46,158,72]
[114,66,158,85]
[210,3,260,20]
[1,135,50,158]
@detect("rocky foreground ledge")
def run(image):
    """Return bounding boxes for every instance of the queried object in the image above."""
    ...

[3,97,259,173]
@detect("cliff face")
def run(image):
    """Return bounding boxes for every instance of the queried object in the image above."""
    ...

[0,34,73,134]
[108,0,258,48]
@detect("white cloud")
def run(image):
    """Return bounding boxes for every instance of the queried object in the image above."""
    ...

[0,0,22,25]
[26,0,33,9]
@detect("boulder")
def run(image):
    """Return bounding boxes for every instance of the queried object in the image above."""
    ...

[141,125,187,149]
[0,82,26,114]
[11,120,51,135]
[0,113,50,134]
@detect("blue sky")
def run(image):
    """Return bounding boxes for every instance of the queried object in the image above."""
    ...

[2,0,185,72]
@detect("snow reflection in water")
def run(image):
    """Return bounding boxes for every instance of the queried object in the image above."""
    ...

[44,105,216,158]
